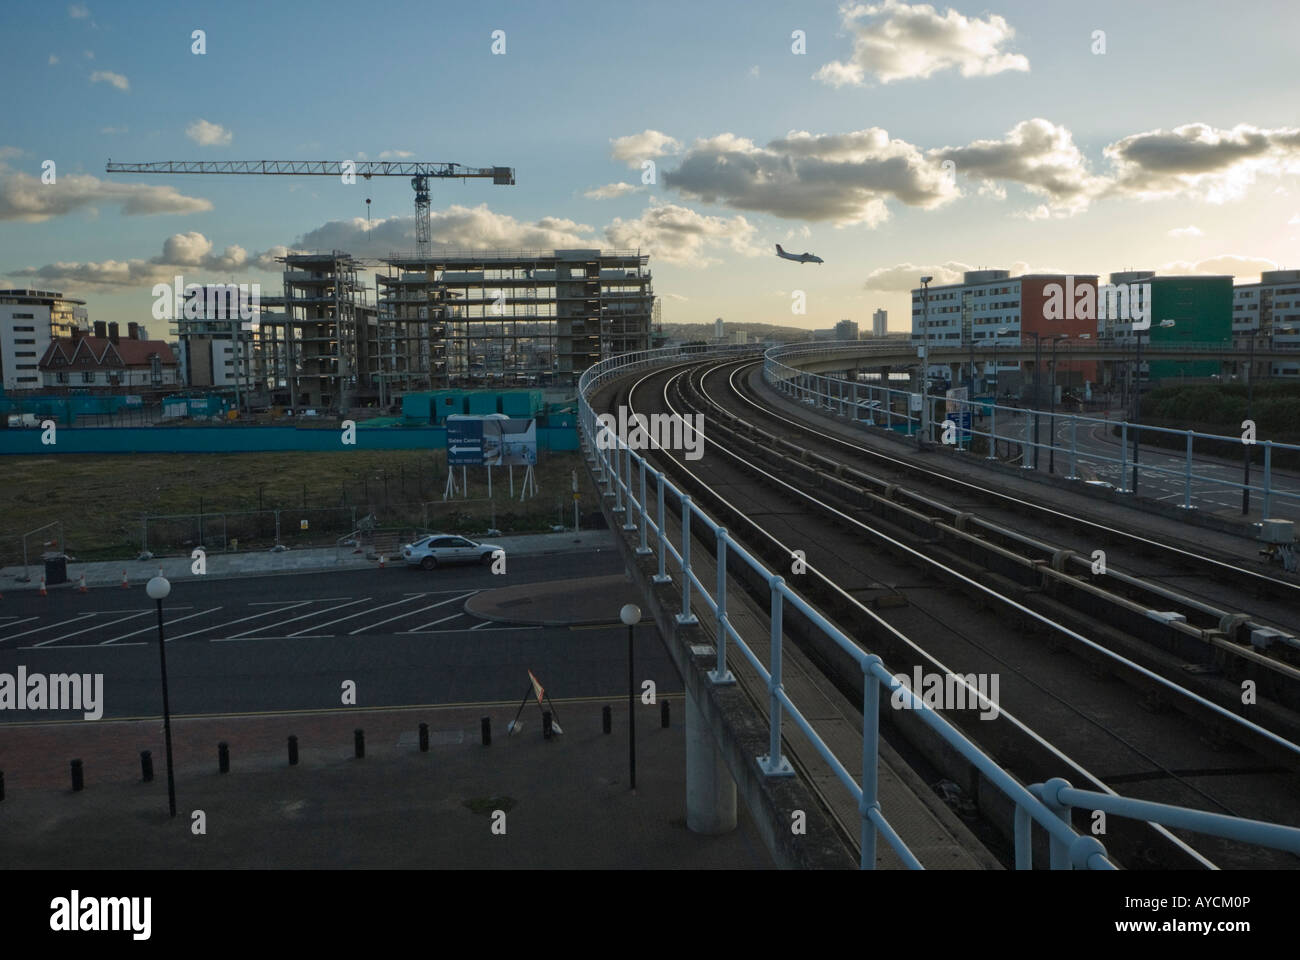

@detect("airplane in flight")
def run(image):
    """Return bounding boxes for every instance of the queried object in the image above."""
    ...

[776,243,823,264]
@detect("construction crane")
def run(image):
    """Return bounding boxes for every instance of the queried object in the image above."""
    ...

[105,160,516,255]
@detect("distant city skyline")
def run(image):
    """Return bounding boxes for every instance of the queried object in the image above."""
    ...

[2,0,1298,336]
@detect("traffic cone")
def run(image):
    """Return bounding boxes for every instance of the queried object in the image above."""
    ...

[39,575,47,597]
[121,570,129,589]
[77,573,88,593]
[378,555,386,568]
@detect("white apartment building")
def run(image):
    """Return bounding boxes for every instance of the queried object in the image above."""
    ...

[0,289,87,391]
[1233,269,1300,377]
[872,308,887,338]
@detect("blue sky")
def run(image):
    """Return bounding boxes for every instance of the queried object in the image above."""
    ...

[3,0,1299,332]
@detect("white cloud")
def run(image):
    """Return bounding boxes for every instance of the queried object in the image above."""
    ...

[1289,213,1300,225]
[100,125,127,135]
[48,54,59,65]
[0,146,22,160]
[584,182,642,200]
[666,293,689,301]
[378,149,413,159]
[0,162,212,222]
[863,261,973,291]
[10,231,264,291]
[1167,225,1203,238]
[185,119,232,147]
[69,3,89,18]
[816,0,1029,87]
[610,129,683,167]
[748,65,760,79]
[664,127,957,225]
[603,199,761,266]
[1156,254,1277,281]
[89,70,128,92]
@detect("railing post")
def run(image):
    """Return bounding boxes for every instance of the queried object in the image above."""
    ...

[1021,409,1033,469]
[860,658,882,870]
[1014,804,1033,870]
[636,457,650,554]
[1183,431,1194,510]
[987,400,997,460]
[654,472,670,583]
[621,441,635,530]
[1118,422,1129,493]
[760,576,794,777]
[612,436,626,514]
[1263,441,1273,518]
[677,495,698,624]
[1042,777,1074,869]
[710,528,735,685]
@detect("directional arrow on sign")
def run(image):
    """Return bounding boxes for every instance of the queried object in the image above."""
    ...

[449,445,481,455]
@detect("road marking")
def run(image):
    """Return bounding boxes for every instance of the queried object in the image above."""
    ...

[470,620,494,630]
[21,642,148,650]
[0,614,95,642]
[407,611,465,632]
[249,597,349,605]
[290,594,426,636]
[229,597,370,639]
[167,600,313,641]
[0,616,39,634]
[101,606,223,645]
[347,592,476,635]
[397,626,540,636]
[31,609,153,646]
[210,634,334,642]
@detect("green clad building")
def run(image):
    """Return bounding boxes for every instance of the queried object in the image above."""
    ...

[1118,274,1232,380]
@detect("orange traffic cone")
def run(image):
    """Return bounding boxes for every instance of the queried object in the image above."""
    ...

[121,570,129,589]
[39,575,47,597]
[77,573,88,593]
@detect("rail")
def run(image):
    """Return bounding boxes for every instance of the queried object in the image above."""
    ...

[579,344,1300,869]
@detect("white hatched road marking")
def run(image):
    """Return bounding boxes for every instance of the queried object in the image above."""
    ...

[102,607,224,644]
[347,592,476,635]
[211,634,333,643]
[398,626,540,636]
[229,597,370,639]
[31,609,153,647]
[407,611,466,632]
[0,616,39,634]
[289,594,425,637]
[0,614,95,642]
[167,600,313,641]
[22,642,148,650]
[470,620,495,630]
[248,597,350,605]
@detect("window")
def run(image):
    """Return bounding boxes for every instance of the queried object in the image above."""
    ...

[56,372,67,384]
[14,338,35,345]
[17,363,37,370]
[17,376,37,383]
[15,350,34,357]
[12,314,34,321]
[82,371,96,384]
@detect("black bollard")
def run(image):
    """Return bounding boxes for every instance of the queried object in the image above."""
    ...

[661,699,670,729]
[141,750,154,783]
[71,759,84,792]
[218,741,230,774]
[418,722,429,753]
[288,735,299,766]
[602,704,612,734]
[0,770,5,802]
[481,716,491,746]
[354,729,365,759]
[543,711,553,740]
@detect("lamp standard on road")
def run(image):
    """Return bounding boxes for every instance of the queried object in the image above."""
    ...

[620,603,640,790]
[1047,335,1067,474]
[1130,319,1176,496]
[917,276,933,450]
[147,574,176,818]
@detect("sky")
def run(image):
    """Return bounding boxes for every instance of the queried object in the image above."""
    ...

[2,0,1299,334]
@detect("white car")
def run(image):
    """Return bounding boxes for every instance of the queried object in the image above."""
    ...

[402,534,502,570]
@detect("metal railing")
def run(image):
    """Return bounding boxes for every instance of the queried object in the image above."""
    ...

[579,343,1300,869]
[764,344,1300,518]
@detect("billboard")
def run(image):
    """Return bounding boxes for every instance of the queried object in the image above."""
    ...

[446,415,537,466]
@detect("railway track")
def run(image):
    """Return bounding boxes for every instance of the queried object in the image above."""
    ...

[595,357,1300,869]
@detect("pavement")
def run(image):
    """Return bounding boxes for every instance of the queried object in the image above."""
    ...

[2,529,616,592]
[0,700,772,869]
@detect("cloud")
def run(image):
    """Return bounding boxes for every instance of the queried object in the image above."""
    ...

[89,70,128,91]
[1290,213,1300,225]
[48,54,59,65]
[863,261,973,291]
[932,118,1103,216]
[610,129,682,166]
[0,146,22,160]
[816,0,1029,87]
[1156,254,1277,280]
[378,150,413,159]
[603,199,761,266]
[0,163,213,222]
[291,204,596,257]
[185,119,232,147]
[1104,123,1300,203]
[9,231,264,291]
[100,125,127,135]
[584,182,642,200]
[1167,225,1203,238]
[68,3,89,18]
[663,127,957,225]
[666,293,689,301]
[748,65,760,79]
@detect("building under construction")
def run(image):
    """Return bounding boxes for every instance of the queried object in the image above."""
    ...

[376,248,653,389]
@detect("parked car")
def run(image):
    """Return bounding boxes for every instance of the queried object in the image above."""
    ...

[402,534,502,570]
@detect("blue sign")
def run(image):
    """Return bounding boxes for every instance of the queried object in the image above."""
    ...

[446,418,484,465]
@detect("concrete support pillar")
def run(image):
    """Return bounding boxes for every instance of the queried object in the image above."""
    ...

[685,688,737,834]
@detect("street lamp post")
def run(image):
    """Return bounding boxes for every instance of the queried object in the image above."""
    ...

[620,603,640,791]
[917,276,933,450]
[1243,331,1256,514]
[1048,336,1064,474]
[1131,319,1175,496]
[146,575,176,818]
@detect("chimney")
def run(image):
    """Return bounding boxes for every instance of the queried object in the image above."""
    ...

[128,322,140,340]
[94,320,107,339]
[108,322,120,344]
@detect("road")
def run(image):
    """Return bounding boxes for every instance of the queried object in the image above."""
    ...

[0,555,678,720]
